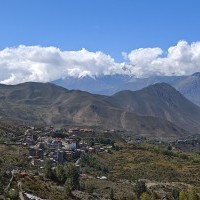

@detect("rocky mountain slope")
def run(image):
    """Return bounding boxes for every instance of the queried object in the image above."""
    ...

[0,82,200,140]
[106,83,200,134]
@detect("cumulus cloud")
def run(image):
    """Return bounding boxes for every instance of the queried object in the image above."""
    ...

[123,40,200,77]
[0,45,126,84]
[0,41,200,84]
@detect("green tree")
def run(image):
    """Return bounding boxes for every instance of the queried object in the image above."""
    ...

[172,189,179,200]
[64,178,72,197]
[167,145,172,151]
[151,191,159,200]
[0,176,3,194]
[110,188,114,200]
[44,159,52,179]
[8,189,18,200]
[64,163,80,189]
[55,164,65,184]
[134,181,147,199]
[85,180,95,194]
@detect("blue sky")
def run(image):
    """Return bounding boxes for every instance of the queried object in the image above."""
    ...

[0,0,200,84]
[0,0,200,59]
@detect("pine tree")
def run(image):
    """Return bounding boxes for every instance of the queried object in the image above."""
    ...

[55,164,65,184]
[110,188,114,200]
[64,163,80,189]
[44,159,52,179]
[134,181,147,199]
[64,178,72,197]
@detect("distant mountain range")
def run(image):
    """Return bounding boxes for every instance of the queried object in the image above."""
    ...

[172,72,200,106]
[53,72,200,106]
[1,82,200,141]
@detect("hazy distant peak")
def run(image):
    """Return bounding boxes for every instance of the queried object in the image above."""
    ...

[191,72,200,78]
[141,83,179,95]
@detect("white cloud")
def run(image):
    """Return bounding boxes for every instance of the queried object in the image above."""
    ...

[0,45,126,84]
[0,41,200,84]
[124,40,200,77]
